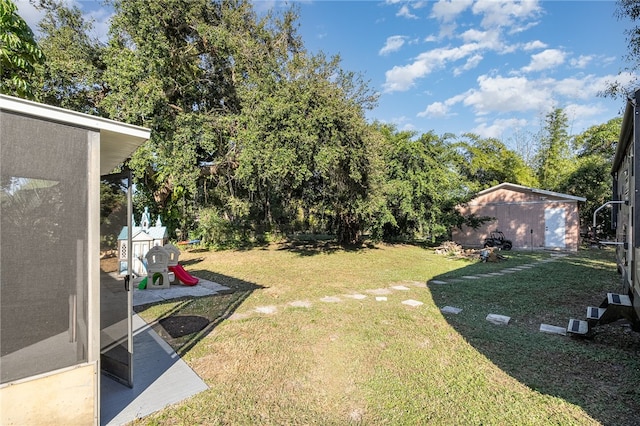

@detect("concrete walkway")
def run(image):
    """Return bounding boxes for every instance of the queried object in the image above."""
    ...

[100,314,208,426]
[101,277,230,425]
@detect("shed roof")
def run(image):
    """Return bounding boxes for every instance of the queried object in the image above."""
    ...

[0,94,150,175]
[118,226,168,241]
[476,182,586,202]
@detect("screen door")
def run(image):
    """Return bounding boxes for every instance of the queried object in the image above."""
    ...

[100,169,133,387]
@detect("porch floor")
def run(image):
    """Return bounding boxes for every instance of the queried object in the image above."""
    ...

[100,313,208,425]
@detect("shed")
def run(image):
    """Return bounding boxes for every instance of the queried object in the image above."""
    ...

[0,95,149,424]
[452,182,586,251]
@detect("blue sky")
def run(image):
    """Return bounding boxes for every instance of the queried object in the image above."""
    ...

[17,0,637,147]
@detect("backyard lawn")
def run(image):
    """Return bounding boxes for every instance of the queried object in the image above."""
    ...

[133,243,640,425]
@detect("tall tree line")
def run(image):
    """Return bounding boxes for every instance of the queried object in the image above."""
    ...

[1,0,626,245]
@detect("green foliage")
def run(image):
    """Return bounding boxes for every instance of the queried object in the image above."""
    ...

[23,0,621,248]
[454,133,537,190]
[559,117,622,235]
[535,108,575,191]
[33,2,105,113]
[611,0,640,97]
[0,0,45,98]
[558,156,612,233]
[573,116,622,159]
[374,124,474,241]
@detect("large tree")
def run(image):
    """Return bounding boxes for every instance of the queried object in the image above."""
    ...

[454,133,537,190]
[33,2,105,113]
[375,125,473,241]
[535,108,574,191]
[559,116,622,235]
[0,0,44,98]
[609,0,640,97]
[101,0,301,232]
[235,52,382,244]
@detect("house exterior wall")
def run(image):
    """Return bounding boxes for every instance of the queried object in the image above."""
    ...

[452,187,582,251]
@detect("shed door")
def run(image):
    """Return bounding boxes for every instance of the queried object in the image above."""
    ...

[100,169,133,387]
[545,208,566,248]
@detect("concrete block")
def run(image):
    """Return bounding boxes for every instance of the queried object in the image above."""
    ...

[539,323,567,336]
[486,313,510,325]
[441,306,462,314]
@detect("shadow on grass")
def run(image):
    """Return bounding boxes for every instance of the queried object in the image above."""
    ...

[277,239,379,256]
[427,249,640,426]
[134,270,264,357]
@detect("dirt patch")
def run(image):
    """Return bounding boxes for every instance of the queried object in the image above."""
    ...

[100,255,119,273]
[158,315,210,338]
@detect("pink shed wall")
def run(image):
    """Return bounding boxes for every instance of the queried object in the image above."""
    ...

[452,186,582,251]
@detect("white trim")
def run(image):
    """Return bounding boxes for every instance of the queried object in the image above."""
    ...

[467,200,581,207]
[0,94,149,139]
[475,182,586,202]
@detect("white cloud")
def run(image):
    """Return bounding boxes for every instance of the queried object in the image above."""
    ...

[472,0,542,29]
[397,5,418,19]
[15,0,112,42]
[472,118,528,138]
[522,40,547,51]
[464,75,553,114]
[454,54,483,76]
[15,0,47,33]
[418,101,450,118]
[379,35,407,56]
[570,55,593,69]
[383,43,483,92]
[521,49,566,73]
[459,28,502,50]
[84,8,113,42]
[431,0,473,23]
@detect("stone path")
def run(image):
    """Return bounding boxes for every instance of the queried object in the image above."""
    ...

[143,254,570,335]
[225,253,571,324]
[228,280,428,320]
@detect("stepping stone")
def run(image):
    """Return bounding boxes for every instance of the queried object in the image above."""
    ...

[441,306,462,314]
[366,288,393,295]
[255,305,277,314]
[448,279,464,283]
[320,296,342,303]
[390,285,410,291]
[462,275,480,280]
[408,281,426,287]
[344,294,367,300]
[289,300,312,308]
[402,299,423,307]
[429,280,448,285]
[539,323,567,336]
[228,312,252,320]
[477,274,494,278]
[376,296,387,302]
[488,272,504,276]
[486,313,510,325]
[500,270,518,273]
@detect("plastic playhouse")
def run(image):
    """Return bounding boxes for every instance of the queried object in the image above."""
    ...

[138,243,199,289]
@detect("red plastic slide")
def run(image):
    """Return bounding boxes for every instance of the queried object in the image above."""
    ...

[169,264,199,286]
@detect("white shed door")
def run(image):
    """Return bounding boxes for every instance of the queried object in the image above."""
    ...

[545,208,566,248]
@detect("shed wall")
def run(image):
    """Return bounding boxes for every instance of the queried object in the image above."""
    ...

[452,188,581,251]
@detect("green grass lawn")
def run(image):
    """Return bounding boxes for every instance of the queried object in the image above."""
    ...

[133,244,640,425]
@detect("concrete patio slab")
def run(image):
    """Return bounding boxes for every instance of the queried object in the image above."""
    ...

[101,314,208,426]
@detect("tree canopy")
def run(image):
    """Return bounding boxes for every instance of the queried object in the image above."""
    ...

[4,0,625,247]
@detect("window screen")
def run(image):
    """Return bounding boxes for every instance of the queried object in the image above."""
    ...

[1,112,89,383]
